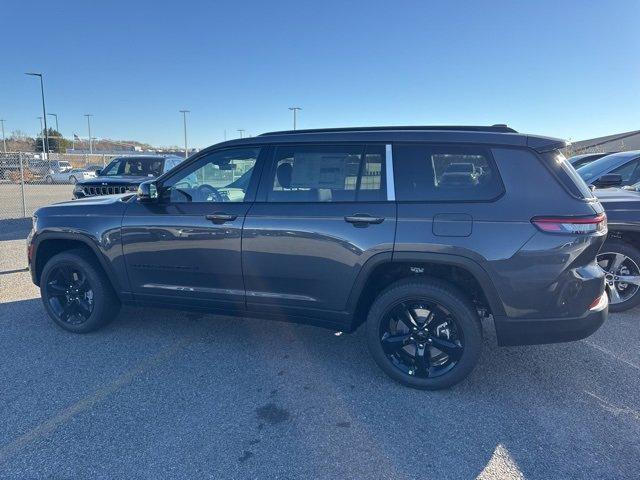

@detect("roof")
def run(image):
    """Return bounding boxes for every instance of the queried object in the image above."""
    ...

[207,125,567,154]
[260,125,518,136]
[111,154,177,160]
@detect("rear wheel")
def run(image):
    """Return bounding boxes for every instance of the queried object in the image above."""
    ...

[40,250,120,333]
[366,277,482,390]
[597,238,640,312]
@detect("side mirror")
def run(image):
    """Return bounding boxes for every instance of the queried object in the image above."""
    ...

[95,169,102,176]
[137,180,158,202]
[595,173,623,188]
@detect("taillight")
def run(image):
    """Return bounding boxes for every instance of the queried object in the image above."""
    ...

[531,213,607,234]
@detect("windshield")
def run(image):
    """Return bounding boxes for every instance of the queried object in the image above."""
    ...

[576,155,623,182]
[100,157,165,177]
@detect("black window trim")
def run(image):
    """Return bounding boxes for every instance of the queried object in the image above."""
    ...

[391,141,506,204]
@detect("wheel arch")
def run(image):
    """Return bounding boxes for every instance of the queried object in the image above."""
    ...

[346,251,505,330]
[32,232,121,293]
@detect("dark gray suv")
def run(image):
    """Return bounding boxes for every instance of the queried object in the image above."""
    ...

[27,126,609,389]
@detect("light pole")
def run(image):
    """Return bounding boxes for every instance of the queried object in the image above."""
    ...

[25,72,49,159]
[84,114,93,154]
[37,116,46,154]
[237,129,245,139]
[179,110,190,158]
[47,113,59,133]
[0,119,6,153]
[288,107,301,130]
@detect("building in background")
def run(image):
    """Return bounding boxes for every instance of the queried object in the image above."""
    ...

[570,130,640,154]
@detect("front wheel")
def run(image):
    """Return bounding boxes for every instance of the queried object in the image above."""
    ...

[366,277,482,390]
[40,250,120,333]
[597,238,640,312]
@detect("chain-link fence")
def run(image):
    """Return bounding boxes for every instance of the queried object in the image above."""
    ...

[0,152,120,219]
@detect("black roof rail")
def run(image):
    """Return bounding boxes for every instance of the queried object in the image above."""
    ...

[259,125,518,136]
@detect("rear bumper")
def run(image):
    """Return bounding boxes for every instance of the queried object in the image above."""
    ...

[494,292,608,346]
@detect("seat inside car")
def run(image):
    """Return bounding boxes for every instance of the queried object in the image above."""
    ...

[274,162,333,202]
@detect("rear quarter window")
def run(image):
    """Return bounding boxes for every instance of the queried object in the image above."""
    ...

[542,151,595,200]
[393,144,504,202]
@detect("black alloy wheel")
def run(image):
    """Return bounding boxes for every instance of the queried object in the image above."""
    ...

[366,278,482,390]
[44,264,95,325]
[380,301,464,379]
[40,250,120,332]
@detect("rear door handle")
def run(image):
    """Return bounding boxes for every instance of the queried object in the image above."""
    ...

[344,214,384,226]
[205,213,238,223]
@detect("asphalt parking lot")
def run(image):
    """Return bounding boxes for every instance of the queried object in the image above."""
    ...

[1,218,639,479]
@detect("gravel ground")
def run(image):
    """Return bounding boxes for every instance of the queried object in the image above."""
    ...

[1,219,639,479]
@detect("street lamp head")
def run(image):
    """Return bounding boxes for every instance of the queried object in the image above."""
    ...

[25,72,42,77]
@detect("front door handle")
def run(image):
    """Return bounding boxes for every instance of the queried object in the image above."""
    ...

[205,212,238,223]
[344,214,384,226]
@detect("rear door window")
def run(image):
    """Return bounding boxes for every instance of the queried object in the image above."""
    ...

[393,144,503,201]
[266,144,385,202]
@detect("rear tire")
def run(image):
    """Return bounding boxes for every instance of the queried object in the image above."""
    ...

[366,277,482,390]
[40,250,120,333]
[598,238,640,312]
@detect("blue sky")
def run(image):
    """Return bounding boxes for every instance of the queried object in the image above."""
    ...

[1,0,639,148]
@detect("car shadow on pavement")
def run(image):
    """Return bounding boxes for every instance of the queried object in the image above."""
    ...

[0,218,32,241]
[1,297,638,478]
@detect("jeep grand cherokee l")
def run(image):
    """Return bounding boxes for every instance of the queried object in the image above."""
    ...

[27,126,608,390]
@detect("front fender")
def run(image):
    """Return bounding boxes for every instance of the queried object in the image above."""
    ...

[30,224,129,298]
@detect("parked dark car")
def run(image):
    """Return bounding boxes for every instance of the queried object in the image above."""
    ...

[577,150,640,188]
[73,155,184,198]
[28,126,608,390]
[567,152,612,170]
[594,187,640,311]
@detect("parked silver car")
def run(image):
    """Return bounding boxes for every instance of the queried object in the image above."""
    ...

[44,167,96,184]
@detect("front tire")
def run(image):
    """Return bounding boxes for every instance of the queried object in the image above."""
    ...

[40,250,120,333]
[598,238,640,312]
[366,277,482,390]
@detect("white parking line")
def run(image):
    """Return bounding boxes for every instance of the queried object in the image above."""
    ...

[0,337,193,464]
[582,339,640,371]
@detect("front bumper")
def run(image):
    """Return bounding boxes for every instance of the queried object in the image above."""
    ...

[494,292,608,346]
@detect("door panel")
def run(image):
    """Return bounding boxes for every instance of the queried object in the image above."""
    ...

[242,143,395,317]
[121,147,263,310]
[122,202,249,309]
[242,202,396,313]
